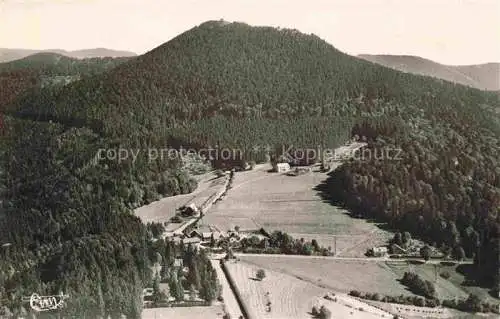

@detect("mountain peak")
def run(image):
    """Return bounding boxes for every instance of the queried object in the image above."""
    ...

[199,19,234,28]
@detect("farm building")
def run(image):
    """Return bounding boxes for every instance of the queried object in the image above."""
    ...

[273,162,290,173]
[209,231,227,241]
[178,203,199,217]
[188,229,227,242]
[173,258,183,268]
[188,229,203,238]
[237,228,271,240]
[183,237,201,245]
[370,246,388,257]
[143,288,154,298]
[169,235,183,244]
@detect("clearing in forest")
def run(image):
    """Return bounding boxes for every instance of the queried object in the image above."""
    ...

[201,161,390,257]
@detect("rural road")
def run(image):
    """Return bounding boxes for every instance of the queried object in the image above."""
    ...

[234,253,473,265]
[210,259,244,319]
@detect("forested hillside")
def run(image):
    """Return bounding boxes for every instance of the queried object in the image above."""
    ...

[1,20,499,316]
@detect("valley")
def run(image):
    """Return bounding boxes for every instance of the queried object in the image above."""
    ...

[132,141,496,318]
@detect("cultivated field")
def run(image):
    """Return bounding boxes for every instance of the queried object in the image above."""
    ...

[224,260,393,319]
[141,305,225,319]
[210,259,243,319]
[224,259,325,319]
[201,158,391,257]
[239,255,473,301]
[135,171,226,224]
[239,255,411,296]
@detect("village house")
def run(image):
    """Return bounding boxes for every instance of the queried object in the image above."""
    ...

[143,288,154,298]
[370,246,388,257]
[182,237,201,245]
[237,228,271,241]
[171,236,183,244]
[178,203,200,217]
[163,231,175,238]
[273,162,290,173]
[188,229,227,242]
[188,229,203,239]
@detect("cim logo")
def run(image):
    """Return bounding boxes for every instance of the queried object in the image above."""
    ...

[22,293,69,312]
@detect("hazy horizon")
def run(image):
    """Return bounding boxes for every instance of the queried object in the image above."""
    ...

[1,0,499,65]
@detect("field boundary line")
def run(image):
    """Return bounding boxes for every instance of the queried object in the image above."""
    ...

[220,260,253,319]
[335,228,380,257]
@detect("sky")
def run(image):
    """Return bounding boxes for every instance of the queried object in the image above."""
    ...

[0,0,499,65]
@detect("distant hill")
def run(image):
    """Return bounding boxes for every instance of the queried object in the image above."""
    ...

[0,52,131,109]
[0,52,132,75]
[358,54,500,91]
[64,48,138,59]
[0,47,136,63]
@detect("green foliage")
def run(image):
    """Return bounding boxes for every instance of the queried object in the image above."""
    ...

[439,271,451,279]
[461,294,482,313]
[311,305,319,316]
[243,230,331,256]
[351,290,445,309]
[402,232,412,245]
[151,275,166,305]
[453,246,466,261]
[401,272,437,299]
[420,245,431,261]
[168,272,184,301]
[318,305,332,319]
[0,53,129,110]
[442,294,499,314]
[147,222,166,239]
[256,269,266,281]
[326,96,499,289]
